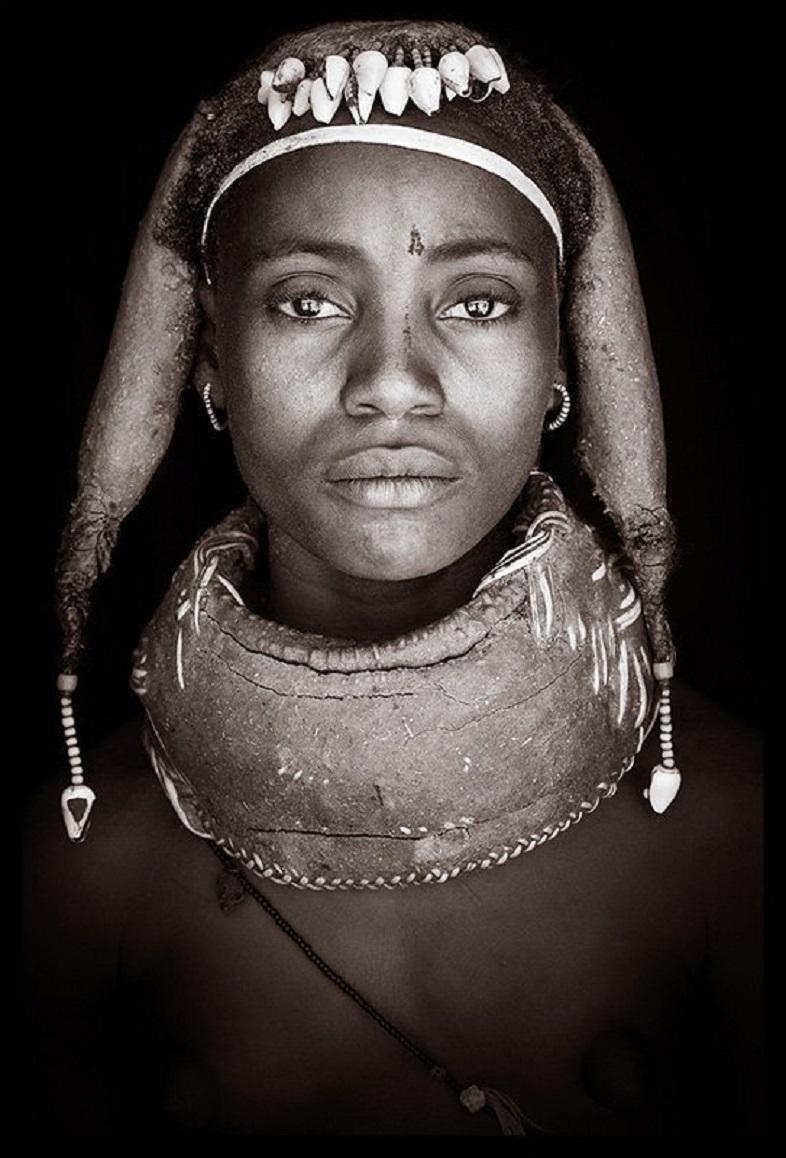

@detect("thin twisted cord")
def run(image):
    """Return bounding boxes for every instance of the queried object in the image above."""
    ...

[207,839,551,1135]
[208,839,465,1096]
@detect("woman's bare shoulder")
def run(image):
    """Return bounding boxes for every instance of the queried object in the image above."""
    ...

[24,714,187,933]
[663,679,762,844]
[23,718,195,1133]
[664,682,764,1130]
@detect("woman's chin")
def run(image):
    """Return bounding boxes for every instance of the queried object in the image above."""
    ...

[334,540,468,585]
[326,522,496,586]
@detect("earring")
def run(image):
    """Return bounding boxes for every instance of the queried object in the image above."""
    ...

[201,382,227,432]
[546,383,571,431]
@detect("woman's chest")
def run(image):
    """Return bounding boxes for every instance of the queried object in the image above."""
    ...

[121,809,708,1136]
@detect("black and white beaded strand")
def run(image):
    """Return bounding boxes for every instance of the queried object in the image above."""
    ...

[57,673,96,841]
[644,659,682,813]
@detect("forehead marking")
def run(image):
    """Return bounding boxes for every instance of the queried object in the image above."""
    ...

[408,227,425,257]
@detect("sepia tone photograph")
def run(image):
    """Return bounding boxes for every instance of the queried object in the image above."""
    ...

[25,5,763,1136]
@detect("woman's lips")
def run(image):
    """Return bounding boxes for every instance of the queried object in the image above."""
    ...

[325,447,462,509]
[327,476,460,509]
[325,446,460,481]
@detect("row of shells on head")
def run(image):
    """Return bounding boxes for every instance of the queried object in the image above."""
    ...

[256,44,510,129]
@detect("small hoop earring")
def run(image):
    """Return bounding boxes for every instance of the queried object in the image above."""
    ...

[201,382,227,432]
[546,382,571,431]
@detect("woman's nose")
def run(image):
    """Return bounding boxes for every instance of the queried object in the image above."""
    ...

[341,312,444,419]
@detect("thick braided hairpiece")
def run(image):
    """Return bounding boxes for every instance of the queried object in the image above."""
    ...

[55,19,680,841]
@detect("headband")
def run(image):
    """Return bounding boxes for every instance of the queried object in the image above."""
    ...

[200,123,565,278]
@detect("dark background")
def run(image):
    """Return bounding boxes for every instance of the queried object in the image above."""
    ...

[33,6,762,781]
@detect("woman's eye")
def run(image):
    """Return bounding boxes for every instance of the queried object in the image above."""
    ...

[275,295,347,320]
[440,296,513,322]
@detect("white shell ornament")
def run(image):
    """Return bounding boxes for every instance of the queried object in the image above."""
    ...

[293,77,313,117]
[310,76,342,124]
[466,44,503,85]
[257,69,274,105]
[645,764,682,813]
[438,51,471,96]
[353,49,388,94]
[379,65,411,115]
[273,57,306,94]
[488,48,510,94]
[61,784,96,842]
[259,44,510,130]
[409,66,441,116]
[267,88,293,130]
[324,54,350,99]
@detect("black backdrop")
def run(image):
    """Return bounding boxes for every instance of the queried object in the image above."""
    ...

[32,6,762,782]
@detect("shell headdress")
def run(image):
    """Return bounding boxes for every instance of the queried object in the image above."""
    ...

[55,19,680,843]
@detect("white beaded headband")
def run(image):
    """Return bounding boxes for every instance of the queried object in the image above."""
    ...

[199,44,564,279]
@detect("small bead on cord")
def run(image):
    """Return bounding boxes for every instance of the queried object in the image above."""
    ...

[57,673,97,841]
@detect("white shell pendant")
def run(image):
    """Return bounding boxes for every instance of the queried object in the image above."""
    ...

[310,76,342,124]
[267,88,293,130]
[438,51,471,96]
[644,764,682,814]
[61,784,96,843]
[353,49,388,94]
[257,69,274,105]
[324,54,350,99]
[353,49,388,123]
[379,65,412,115]
[488,48,510,93]
[292,77,313,117]
[466,44,503,84]
[409,66,441,115]
[273,56,306,94]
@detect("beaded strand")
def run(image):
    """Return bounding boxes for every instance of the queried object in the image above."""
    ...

[57,673,96,841]
[645,660,682,813]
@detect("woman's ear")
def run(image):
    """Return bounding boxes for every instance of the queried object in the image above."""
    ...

[195,280,225,407]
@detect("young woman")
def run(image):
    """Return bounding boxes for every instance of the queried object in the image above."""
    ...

[26,17,763,1136]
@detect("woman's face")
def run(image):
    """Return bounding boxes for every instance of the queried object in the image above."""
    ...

[205,144,561,582]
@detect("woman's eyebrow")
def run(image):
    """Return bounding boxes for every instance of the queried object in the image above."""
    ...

[428,239,535,264]
[246,238,365,265]
[242,238,535,268]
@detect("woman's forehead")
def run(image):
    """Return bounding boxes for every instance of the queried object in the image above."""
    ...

[214,143,558,266]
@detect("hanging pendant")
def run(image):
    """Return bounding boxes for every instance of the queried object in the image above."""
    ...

[60,784,96,842]
[644,663,682,813]
[58,672,97,842]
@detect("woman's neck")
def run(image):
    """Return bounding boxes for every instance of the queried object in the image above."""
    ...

[260,512,515,642]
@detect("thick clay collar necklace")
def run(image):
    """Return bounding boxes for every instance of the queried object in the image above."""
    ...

[130,471,659,891]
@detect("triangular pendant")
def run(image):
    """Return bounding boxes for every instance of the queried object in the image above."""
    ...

[645,764,681,814]
[61,784,96,842]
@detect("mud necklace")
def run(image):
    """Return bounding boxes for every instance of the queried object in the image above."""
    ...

[133,472,661,891]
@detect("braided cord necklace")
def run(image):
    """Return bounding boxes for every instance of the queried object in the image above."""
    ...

[209,840,547,1136]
